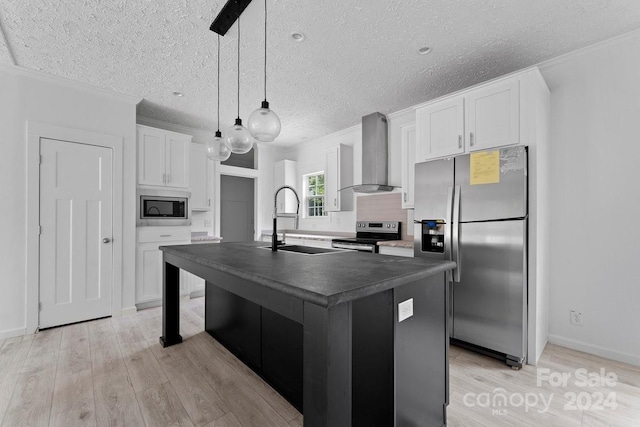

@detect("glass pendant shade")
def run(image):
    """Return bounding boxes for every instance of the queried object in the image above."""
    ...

[206,131,231,161]
[248,100,281,142]
[225,118,253,154]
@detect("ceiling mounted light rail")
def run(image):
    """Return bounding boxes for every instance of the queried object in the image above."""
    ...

[210,0,253,36]
[210,0,281,153]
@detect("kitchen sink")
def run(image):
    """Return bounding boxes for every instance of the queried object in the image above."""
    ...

[261,245,344,255]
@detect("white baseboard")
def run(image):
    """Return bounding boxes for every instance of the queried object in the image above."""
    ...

[136,300,162,311]
[0,327,28,340]
[190,289,205,299]
[548,334,640,367]
[114,306,138,317]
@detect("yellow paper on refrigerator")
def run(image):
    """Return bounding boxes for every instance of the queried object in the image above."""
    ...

[469,150,500,185]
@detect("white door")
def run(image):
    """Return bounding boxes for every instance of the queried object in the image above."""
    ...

[165,135,190,188]
[465,78,520,151]
[39,138,113,328]
[416,97,465,161]
[137,127,166,186]
[325,146,339,211]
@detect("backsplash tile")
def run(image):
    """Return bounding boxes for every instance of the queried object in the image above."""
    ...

[356,193,411,240]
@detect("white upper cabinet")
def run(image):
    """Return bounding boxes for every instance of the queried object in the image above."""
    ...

[274,159,298,213]
[137,125,191,189]
[416,97,465,161]
[400,123,417,209]
[325,144,353,212]
[466,78,519,152]
[190,143,211,211]
[416,74,527,161]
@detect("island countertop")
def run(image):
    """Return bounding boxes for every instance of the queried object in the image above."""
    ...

[160,241,455,308]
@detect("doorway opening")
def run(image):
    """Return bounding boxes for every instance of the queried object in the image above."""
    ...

[220,175,256,242]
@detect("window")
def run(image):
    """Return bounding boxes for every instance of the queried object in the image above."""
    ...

[304,172,327,217]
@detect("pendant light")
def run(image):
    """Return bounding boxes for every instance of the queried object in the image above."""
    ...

[225,7,253,154]
[207,34,231,162]
[248,0,281,142]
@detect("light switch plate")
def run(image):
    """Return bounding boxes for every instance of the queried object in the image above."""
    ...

[398,298,414,322]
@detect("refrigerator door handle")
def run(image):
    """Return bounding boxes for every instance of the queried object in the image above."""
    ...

[444,186,454,283]
[452,185,461,282]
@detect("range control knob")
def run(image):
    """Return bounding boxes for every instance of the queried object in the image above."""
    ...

[392,224,396,228]
[387,224,391,228]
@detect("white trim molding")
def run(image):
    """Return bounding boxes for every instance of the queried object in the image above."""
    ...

[26,121,125,333]
[0,327,28,340]
[0,63,141,105]
[548,334,640,368]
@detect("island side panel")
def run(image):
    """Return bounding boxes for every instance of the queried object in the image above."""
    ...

[303,301,352,427]
[351,290,394,426]
[160,257,182,347]
[394,274,448,427]
[205,281,262,371]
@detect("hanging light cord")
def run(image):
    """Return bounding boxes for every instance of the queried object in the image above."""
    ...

[217,34,220,132]
[237,6,241,120]
[264,0,267,101]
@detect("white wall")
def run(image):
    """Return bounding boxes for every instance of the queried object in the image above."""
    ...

[285,125,361,233]
[0,65,138,338]
[540,31,640,365]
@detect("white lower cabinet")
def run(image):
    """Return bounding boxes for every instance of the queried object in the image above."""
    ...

[181,270,205,297]
[136,226,190,307]
[284,236,333,249]
[378,246,414,257]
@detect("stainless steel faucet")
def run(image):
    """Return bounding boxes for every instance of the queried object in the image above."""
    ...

[272,185,300,251]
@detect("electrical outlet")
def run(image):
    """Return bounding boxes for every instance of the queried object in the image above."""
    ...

[570,310,583,326]
[204,219,212,227]
[398,298,414,322]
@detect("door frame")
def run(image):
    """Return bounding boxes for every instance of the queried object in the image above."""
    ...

[215,164,259,241]
[26,121,124,333]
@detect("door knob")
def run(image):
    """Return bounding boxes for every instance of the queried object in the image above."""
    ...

[103,238,111,244]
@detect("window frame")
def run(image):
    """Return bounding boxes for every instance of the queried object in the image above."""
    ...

[303,171,327,218]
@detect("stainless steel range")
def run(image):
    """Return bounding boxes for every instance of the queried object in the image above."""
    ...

[331,221,401,253]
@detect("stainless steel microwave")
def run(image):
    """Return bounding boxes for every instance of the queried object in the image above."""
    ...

[137,189,191,226]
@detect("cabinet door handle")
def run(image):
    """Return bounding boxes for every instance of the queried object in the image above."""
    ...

[160,234,172,237]
[403,192,407,202]
[166,173,171,183]
[208,198,211,207]
[334,198,337,207]
[458,135,462,149]
[469,132,474,147]
[162,173,166,183]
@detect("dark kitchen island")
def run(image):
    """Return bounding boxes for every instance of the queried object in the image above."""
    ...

[159,241,455,427]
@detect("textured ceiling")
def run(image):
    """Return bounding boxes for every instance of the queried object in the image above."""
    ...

[2,0,640,146]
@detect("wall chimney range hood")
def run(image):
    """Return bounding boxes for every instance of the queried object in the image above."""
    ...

[345,112,396,193]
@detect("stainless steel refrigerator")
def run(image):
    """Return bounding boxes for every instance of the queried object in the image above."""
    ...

[414,146,527,368]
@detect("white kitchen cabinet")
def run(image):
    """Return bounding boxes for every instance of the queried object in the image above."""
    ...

[137,125,191,189]
[325,144,353,212]
[400,123,417,209]
[416,98,465,161]
[136,226,190,307]
[465,78,519,152]
[284,235,333,249]
[190,143,212,211]
[274,159,297,213]
[378,246,413,258]
[416,74,523,161]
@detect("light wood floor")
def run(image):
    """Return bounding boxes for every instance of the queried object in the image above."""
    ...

[0,297,638,426]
